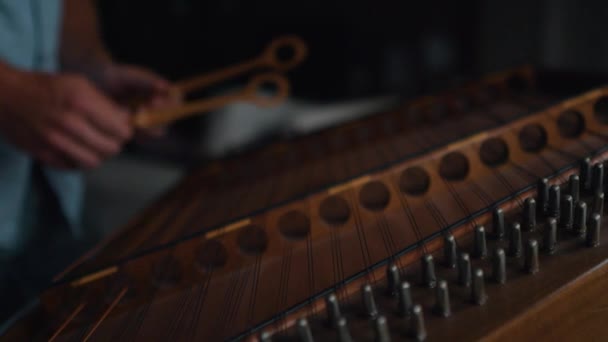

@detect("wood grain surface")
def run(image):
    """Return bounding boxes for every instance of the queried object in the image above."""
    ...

[5,67,608,341]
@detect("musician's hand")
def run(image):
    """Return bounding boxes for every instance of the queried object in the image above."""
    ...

[95,63,181,137]
[0,68,132,169]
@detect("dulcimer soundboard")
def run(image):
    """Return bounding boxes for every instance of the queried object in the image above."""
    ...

[5,66,608,341]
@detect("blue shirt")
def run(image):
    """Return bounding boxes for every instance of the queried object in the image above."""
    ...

[0,0,83,253]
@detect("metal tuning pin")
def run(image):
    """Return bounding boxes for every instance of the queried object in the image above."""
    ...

[458,253,472,287]
[471,268,487,306]
[397,281,413,316]
[386,264,401,297]
[544,217,557,255]
[587,213,601,248]
[574,201,587,237]
[509,223,523,257]
[409,305,427,341]
[592,163,604,193]
[260,331,273,342]
[538,178,549,215]
[569,174,580,204]
[523,198,537,232]
[443,234,458,268]
[361,283,378,318]
[325,293,342,327]
[473,226,488,259]
[492,248,507,284]
[593,192,604,215]
[297,318,314,342]
[524,239,540,274]
[561,195,574,231]
[581,158,592,192]
[421,254,437,288]
[548,185,560,220]
[433,280,451,317]
[373,316,391,342]
[336,317,353,342]
[493,207,505,239]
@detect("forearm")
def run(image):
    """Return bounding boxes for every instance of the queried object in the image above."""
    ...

[0,61,38,114]
[60,0,112,77]
[0,62,21,121]
[0,61,60,122]
[0,61,23,88]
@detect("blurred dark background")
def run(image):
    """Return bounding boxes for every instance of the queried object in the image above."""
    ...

[85,0,608,236]
[98,0,491,100]
[97,0,608,100]
[95,0,608,158]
